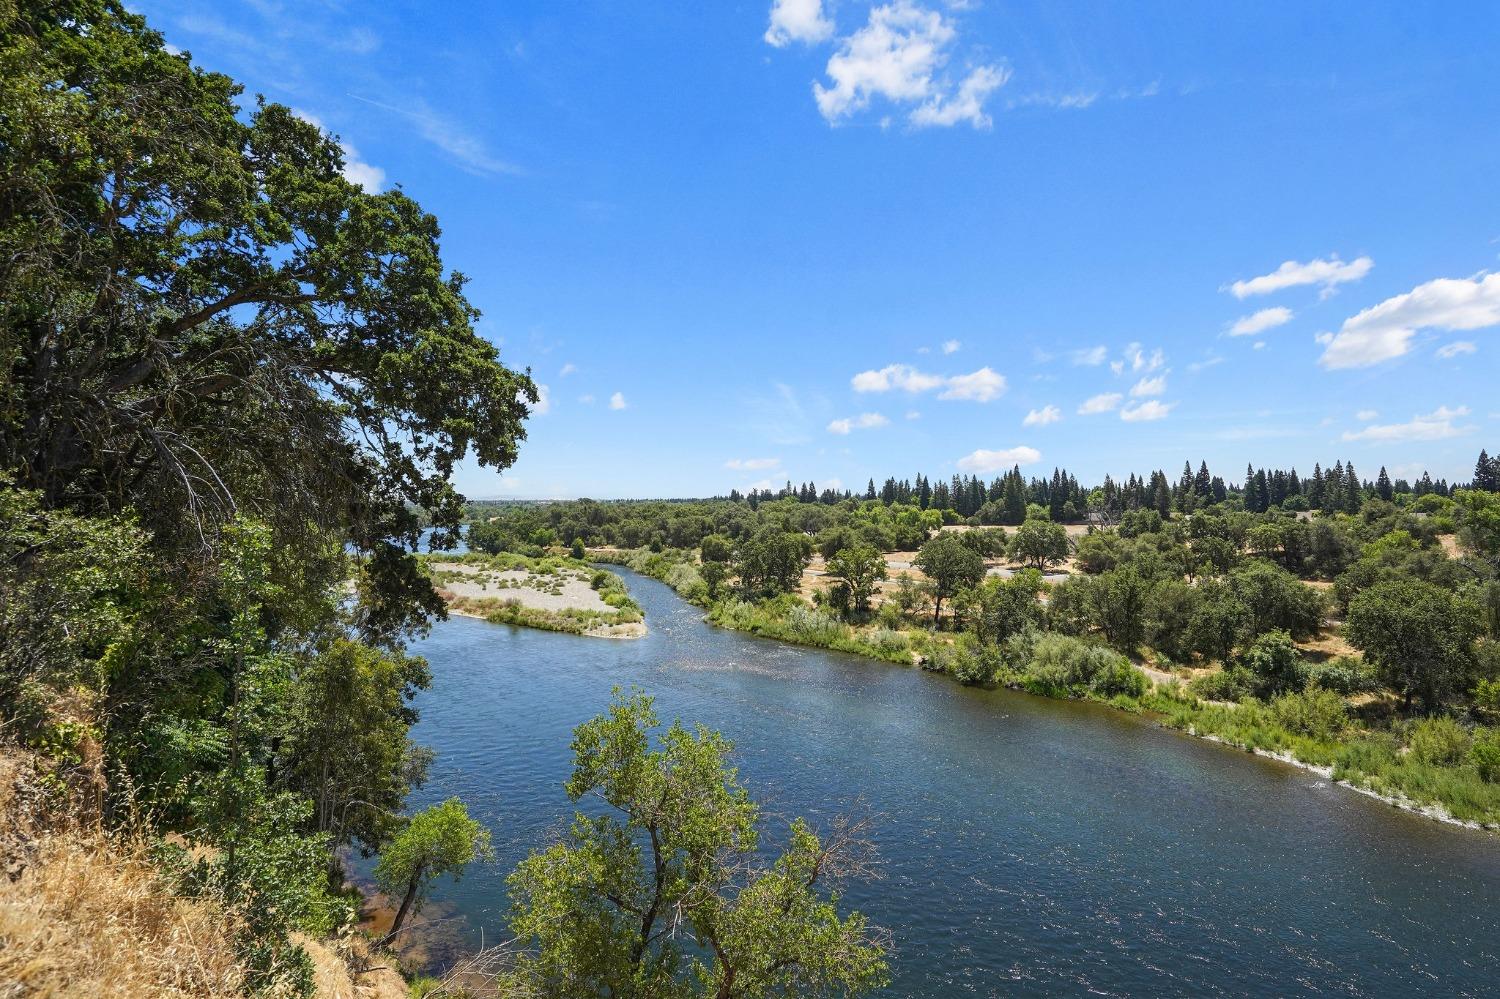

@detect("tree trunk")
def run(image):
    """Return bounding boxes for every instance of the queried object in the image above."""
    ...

[385,862,426,944]
[932,596,943,627]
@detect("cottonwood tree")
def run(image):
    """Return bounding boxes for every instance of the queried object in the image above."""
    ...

[498,691,889,999]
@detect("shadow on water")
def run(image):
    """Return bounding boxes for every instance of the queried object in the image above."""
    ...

[364,566,1500,997]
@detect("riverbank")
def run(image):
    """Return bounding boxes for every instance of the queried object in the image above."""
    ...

[423,553,646,639]
[591,547,1500,832]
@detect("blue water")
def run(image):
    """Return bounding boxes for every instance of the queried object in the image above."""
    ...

[390,567,1500,997]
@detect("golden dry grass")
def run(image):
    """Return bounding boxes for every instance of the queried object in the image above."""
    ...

[0,831,249,998]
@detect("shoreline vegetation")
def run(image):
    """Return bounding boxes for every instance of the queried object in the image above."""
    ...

[592,545,1500,832]
[452,464,1500,838]
[422,552,646,639]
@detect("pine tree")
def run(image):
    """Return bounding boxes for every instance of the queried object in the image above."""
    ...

[1376,466,1393,502]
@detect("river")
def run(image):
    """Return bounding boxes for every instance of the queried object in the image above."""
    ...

[390,566,1500,997]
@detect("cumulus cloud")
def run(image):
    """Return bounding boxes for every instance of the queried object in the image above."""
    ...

[1228,255,1373,299]
[1023,404,1061,426]
[1120,399,1175,422]
[938,366,1006,401]
[812,1,1006,129]
[609,391,628,410]
[1341,406,1474,442]
[1437,340,1478,359]
[827,412,890,434]
[764,0,834,47]
[942,339,961,354]
[1318,272,1500,369]
[1356,409,1379,421]
[1070,345,1108,366]
[1129,374,1167,397]
[851,363,1005,401]
[1078,392,1123,415]
[957,446,1042,473]
[559,362,577,376]
[725,457,781,470]
[1228,306,1293,337]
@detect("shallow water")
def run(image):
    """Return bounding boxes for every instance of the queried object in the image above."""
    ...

[388,566,1500,997]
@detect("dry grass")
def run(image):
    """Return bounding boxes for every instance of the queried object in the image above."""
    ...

[0,748,408,999]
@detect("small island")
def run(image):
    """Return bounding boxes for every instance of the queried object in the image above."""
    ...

[425,553,646,638]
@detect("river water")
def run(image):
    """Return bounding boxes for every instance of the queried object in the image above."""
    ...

[393,567,1500,997]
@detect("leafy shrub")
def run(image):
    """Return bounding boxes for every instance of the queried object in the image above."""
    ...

[1023,634,1146,697]
[1407,716,1471,767]
[1236,630,1306,697]
[1472,729,1500,783]
[1268,688,1349,740]
[1189,668,1253,702]
[1306,655,1380,696]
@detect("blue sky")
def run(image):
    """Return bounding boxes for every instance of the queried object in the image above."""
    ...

[138,0,1500,498]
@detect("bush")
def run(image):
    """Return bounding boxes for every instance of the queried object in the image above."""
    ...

[1407,716,1471,767]
[1236,630,1306,698]
[1189,667,1253,702]
[1023,634,1147,697]
[1269,688,1349,740]
[1306,655,1380,696]
[1472,729,1500,783]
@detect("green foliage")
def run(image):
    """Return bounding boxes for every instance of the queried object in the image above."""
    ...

[734,528,814,598]
[1347,578,1481,711]
[1021,634,1147,698]
[1189,668,1254,703]
[1407,717,1471,767]
[376,798,493,940]
[498,691,889,998]
[1268,688,1349,740]
[1228,560,1325,640]
[1009,519,1071,570]
[1236,630,1306,698]
[824,543,888,615]
[914,533,986,624]
[1472,730,1500,783]
[1306,656,1380,696]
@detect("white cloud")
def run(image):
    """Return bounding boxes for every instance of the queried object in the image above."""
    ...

[1356,409,1379,421]
[1129,374,1167,397]
[1120,399,1175,422]
[1341,406,1474,442]
[764,0,834,47]
[938,366,1006,401]
[1070,345,1108,366]
[1318,272,1500,369]
[827,412,890,434]
[1023,404,1061,426]
[1228,255,1373,299]
[905,410,922,420]
[1437,340,1478,359]
[531,383,551,416]
[1078,392,1123,415]
[851,363,1005,401]
[813,1,1006,130]
[1228,306,1293,337]
[725,457,781,471]
[1126,343,1164,373]
[852,363,945,393]
[942,338,961,354]
[1187,354,1225,373]
[559,362,577,377]
[957,446,1042,473]
[578,394,595,404]
[822,477,844,492]
[910,65,1009,129]
[609,391,628,410]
